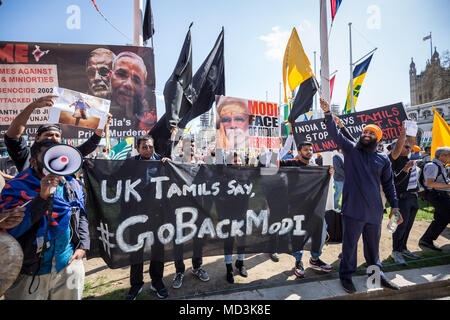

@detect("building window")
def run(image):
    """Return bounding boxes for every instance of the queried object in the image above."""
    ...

[423,110,432,119]
[408,113,417,120]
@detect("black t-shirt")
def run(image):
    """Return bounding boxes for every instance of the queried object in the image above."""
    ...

[389,154,416,193]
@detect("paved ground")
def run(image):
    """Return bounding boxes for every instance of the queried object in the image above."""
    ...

[81,221,450,300]
[190,264,450,300]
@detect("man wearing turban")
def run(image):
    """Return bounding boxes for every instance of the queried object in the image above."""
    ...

[319,98,402,294]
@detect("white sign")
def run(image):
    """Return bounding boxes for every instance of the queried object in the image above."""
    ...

[404,120,418,137]
[49,87,110,130]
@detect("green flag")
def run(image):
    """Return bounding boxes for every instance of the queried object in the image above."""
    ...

[110,137,133,160]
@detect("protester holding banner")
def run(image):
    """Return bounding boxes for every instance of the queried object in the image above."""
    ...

[389,121,421,265]
[332,149,345,210]
[125,135,172,300]
[3,95,109,173]
[320,98,402,293]
[218,153,248,283]
[280,140,333,277]
[1,139,89,300]
[171,139,212,289]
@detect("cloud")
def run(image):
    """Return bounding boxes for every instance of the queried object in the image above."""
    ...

[259,22,312,62]
[258,26,290,61]
[155,93,164,101]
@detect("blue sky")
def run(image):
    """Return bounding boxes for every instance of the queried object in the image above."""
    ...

[1,0,449,125]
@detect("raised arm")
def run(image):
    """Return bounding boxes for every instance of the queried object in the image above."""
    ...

[391,121,416,160]
[278,131,294,160]
[6,95,57,139]
[319,98,355,153]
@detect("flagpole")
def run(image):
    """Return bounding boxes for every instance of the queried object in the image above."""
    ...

[134,0,143,46]
[279,82,282,142]
[353,48,377,66]
[314,51,317,115]
[320,0,330,104]
[349,22,354,113]
[429,32,432,60]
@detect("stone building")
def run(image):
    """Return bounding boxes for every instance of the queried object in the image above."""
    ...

[407,48,450,147]
[409,48,450,106]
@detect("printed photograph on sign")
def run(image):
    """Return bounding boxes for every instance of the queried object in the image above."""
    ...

[49,87,110,130]
[0,41,157,138]
[215,95,281,153]
[215,95,250,150]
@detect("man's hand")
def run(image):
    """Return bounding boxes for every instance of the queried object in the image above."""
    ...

[161,157,171,163]
[6,94,59,138]
[399,121,406,136]
[30,95,58,110]
[319,98,330,113]
[170,125,179,141]
[402,160,414,173]
[332,115,343,128]
[68,249,86,264]
[389,208,403,225]
[328,166,335,176]
[0,207,25,229]
[40,174,62,200]
[95,113,112,137]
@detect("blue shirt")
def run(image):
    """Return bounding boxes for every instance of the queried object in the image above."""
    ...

[75,101,86,110]
[325,114,398,224]
[332,153,345,182]
[39,182,74,274]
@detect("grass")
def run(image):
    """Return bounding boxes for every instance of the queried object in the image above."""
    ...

[384,197,434,221]
[354,250,450,276]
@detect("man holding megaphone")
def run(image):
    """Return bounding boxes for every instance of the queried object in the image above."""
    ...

[0,139,89,300]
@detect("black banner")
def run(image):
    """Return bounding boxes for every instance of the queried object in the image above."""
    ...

[293,103,407,152]
[0,41,156,138]
[83,160,330,269]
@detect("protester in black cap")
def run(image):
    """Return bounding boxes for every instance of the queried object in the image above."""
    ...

[4,95,110,172]
[280,140,334,278]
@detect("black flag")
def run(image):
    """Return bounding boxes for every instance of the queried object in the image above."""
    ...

[164,24,194,129]
[143,0,155,41]
[179,28,225,128]
[288,77,318,123]
[148,114,172,156]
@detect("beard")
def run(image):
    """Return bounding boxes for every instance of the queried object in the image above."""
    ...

[225,128,247,148]
[356,136,378,153]
[301,155,312,162]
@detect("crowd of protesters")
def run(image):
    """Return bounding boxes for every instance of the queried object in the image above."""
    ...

[0,96,448,300]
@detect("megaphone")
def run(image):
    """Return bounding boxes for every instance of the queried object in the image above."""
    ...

[42,144,83,177]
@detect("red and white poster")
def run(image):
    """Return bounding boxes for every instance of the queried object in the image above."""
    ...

[215,95,280,151]
[0,41,157,138]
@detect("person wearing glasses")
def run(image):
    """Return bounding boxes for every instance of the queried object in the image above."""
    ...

[86,48,116,100]
[215,96,249,150]
[389,121,421,265]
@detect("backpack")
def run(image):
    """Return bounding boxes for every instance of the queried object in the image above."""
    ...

[417,162,445,200]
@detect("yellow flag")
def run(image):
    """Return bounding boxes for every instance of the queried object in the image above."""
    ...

[431,107,450,160]
[283,28,314,102]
